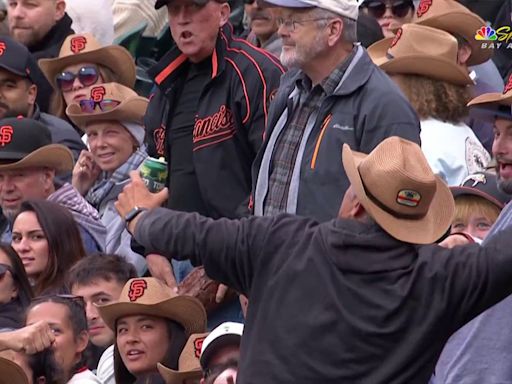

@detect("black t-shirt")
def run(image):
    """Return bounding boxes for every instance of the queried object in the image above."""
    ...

[167,59,211,215]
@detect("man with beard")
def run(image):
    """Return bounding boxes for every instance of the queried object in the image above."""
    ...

[0,36,84,162]
[251,0,420,223]
[244,0,282,57]
[431,77,512,383]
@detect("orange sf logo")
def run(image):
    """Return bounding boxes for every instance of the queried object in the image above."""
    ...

[390,28,402,48]
[90,86,106,102]
[0,42,6,56]
[504,74,512,94]
[127,279,147,302]
[0,125,13,147]
[70,36,87,54]
[194,337,206,358]
[416,0,433,18]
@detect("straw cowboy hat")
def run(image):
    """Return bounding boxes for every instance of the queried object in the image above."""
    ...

[368,23,473,86]
[410,0,491,66]
[66,82,148,144]
[97,277,207,336]
[0,117,73,173]
[342,136,454,244]
[157,332,209,384]
[38,33,136,90]
[0,357,29,384]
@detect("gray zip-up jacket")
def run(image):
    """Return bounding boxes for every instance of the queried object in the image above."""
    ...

[252,45,421,222]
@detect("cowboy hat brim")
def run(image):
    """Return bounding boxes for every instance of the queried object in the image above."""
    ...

[38,45,136,90]
[414,11,492,66]
[66,97,148,129]
[0,358,29,384]
[368,37,473,86]
[157,363,202,384]
[0,144,73,174]
[342,144,454,244]
[468,91,512,108]
[97,296,207,336]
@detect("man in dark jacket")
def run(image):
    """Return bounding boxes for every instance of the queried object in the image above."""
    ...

[7,0,74,112]
[117,136,512,383]
[252,0,420,223]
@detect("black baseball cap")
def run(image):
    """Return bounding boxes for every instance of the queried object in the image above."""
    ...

[0,117,73,173]
[451,172,511,209]
[0,36,42,84]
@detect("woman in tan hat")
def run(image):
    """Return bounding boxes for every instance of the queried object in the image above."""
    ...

[97,277,207,384]
[66,82,148,275]
[368,23,490,186]
[360,0,415,38]
[39,33,136,124]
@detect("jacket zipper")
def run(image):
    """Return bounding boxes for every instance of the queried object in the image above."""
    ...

[310,114,332,170]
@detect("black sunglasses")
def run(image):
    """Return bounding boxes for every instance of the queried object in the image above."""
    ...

[55,66,99,92]
[364,0,413,19]
[0,263,13,279]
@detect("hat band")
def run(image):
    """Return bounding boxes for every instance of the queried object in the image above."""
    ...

[362,179,427,220]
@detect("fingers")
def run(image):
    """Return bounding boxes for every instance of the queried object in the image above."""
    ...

[216,284,229,304]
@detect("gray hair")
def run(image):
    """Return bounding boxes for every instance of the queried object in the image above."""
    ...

[309,8,358,43]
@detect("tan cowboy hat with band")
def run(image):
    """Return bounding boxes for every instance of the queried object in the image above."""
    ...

[97,277,207,336]
[368,23,473,86]
[342,136,454,244]
[0,117,73,173]
[66,82,148,130]
[38,33,136,90]
[157,332,209,384]
[410,0,491,66]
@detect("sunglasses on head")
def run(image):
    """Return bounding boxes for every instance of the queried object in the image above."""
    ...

[0,263,13,279]
[31,294,85,309]
[364,0,413,19]
[55,66,99,92]
[79,99,121,113]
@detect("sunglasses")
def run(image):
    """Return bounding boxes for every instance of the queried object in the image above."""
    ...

[364,0,413,19]
[55,66,99,92]
[0,263,13,279]
[79,99,121,113]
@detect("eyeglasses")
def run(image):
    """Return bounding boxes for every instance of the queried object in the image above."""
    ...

[363,0,413,19]
[0,263,13,279]
[55,66,99,92]
[79,99,121,113]
[275,17,333,32]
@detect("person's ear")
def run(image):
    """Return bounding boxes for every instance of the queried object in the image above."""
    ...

[351,200,366,219]
[76,330,89,354]
[219,2,231,27]
[10,283,18,301]
[327,18,343,47]
[54,0,66,21]
[36,377,46,384]
[27,83,37,107]
[41,169,55,195]
[457,44,472,66]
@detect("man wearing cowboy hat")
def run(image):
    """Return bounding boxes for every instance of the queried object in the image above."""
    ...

[117,136,512,383]
[0,117,106,253]
[0,35,85,161]
[432,77,512,383]
[252,0,420,223]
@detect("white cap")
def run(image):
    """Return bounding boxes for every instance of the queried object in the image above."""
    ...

[263,0,363,20]
[200,322,244,369]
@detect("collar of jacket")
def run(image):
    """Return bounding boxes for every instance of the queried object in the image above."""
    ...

[28,13,73,54]
[148,23,235,88]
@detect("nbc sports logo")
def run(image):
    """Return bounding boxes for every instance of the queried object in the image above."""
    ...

[475,26,497,41]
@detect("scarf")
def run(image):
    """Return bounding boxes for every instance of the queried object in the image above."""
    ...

[86,149,147,208]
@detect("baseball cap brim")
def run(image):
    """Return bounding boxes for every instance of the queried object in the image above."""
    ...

[200,333,241,369]
[451,186,506,209]
[260,0,313,7]
[155,0,211,9]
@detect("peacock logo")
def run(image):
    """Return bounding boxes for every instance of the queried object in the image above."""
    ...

[475,26,497,41]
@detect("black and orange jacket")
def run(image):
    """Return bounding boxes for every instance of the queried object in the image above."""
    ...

[145,24,284,219]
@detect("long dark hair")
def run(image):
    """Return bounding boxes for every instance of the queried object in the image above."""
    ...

[13,200,86,296]
[28,347,65,384]
[0,243,33,307]
[114,319,187,384]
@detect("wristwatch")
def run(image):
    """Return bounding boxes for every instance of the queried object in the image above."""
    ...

[124,206,148,226]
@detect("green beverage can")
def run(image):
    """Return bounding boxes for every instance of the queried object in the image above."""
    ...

[140,157,168,193]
